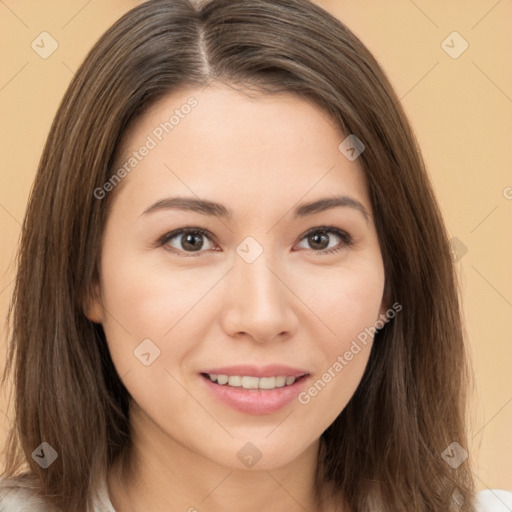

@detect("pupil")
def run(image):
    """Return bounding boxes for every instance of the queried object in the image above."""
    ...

[310,232,329,250]
[183,233,203,251]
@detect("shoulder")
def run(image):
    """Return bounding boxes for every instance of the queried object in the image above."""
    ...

[0,476,52,511]
[0,474,116,512]
[475,489,512,512]
[2,476,510,512]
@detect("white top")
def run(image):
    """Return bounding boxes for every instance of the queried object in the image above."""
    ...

[0,475,115,512]
[1,475,511,511]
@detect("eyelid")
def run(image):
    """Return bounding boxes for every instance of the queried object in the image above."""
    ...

[298,225,352,243]
[159,227,213,242]
[294,225,354,254]
[158,227,219,256]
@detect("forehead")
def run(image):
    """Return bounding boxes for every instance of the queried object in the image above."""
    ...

[110,82,371,218]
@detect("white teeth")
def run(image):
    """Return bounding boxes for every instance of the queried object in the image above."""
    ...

[275,376,286,387]
[228,376,242,387]
[259,377,276,390]
[206,373,302,389]
[241,376,259,389]
[217,374,229,385]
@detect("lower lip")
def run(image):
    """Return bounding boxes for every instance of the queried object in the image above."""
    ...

[200,374,309,415]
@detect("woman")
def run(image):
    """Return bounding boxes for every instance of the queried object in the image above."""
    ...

[1,0,509,510]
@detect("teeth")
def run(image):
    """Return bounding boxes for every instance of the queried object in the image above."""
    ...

[216,374,229,385]
[207,373,299,389]
[274,376,286,387]
[228,376,241,387]
[241,376,259,389]
[259,377,276,390]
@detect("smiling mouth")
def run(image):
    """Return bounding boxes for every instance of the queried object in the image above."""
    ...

[201,372,309,390]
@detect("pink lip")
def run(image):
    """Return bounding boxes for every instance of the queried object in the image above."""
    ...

[201,364,309,378]
[199,365,310,415]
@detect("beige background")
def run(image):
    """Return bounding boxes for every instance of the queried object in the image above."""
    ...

[0,0,510,492]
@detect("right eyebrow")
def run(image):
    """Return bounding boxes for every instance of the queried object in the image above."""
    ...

[140,196,232,219]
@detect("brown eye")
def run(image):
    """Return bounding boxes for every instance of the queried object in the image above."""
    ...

[307,231,330,250]
[162,229,216,254]
[296,227,353,254]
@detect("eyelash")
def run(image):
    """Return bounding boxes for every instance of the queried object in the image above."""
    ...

[158,226,353,257]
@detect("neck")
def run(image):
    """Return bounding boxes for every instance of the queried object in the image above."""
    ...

[107,404,339,512]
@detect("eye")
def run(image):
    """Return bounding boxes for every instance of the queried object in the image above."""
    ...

[295,226,353,254]
[158,226,352,256]
[160,228,217,255]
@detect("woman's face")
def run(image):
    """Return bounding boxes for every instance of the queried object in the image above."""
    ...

[88,83,386,470]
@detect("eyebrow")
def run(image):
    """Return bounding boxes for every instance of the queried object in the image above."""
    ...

[140,195,369,221]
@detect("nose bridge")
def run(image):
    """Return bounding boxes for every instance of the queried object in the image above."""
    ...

[222,244,296,341]
[235,245,286,309]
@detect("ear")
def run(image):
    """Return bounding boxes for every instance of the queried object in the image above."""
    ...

[84,280,104,324]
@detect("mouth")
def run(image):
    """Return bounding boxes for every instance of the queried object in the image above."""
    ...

[199,365,311,415]
[201,372,308,390]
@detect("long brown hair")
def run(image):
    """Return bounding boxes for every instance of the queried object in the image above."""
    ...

[1,0,476,510]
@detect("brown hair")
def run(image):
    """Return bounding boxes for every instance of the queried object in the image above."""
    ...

[1,0,476,510]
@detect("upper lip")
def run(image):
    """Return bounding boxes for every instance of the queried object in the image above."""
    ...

[201,364,309,378]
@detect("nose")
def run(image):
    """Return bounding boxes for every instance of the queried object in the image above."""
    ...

[219,252,299,344]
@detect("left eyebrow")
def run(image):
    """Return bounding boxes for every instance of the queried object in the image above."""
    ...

[293,195,369,222]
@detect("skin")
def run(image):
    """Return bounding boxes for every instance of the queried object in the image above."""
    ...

[87,82,386,512]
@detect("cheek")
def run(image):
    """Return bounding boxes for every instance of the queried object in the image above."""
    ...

[295,256,385,345]
[293,259,384,424]
[100,246,218,335]
[97,241,229,378]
